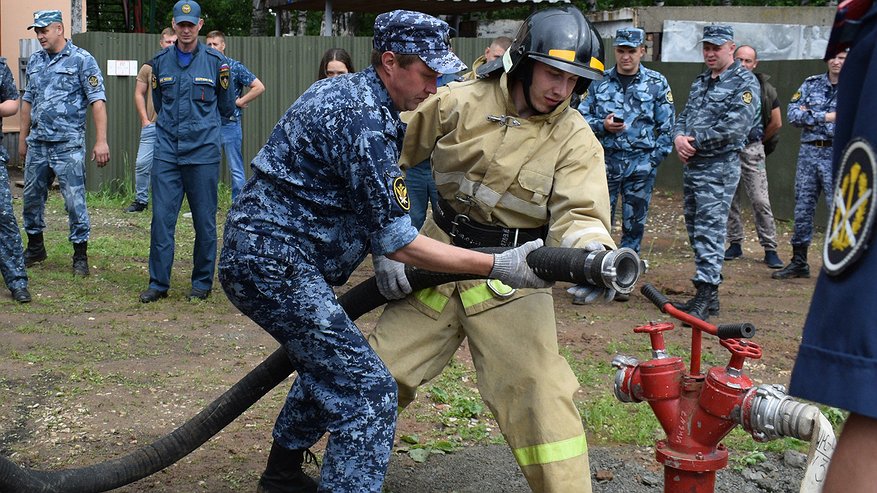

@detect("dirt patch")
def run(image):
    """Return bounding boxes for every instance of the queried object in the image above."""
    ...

[0,172,822,492]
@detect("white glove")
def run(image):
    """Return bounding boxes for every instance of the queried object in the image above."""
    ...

[373,255,412,300]
[567,241,616,304]
[488,239,553,289]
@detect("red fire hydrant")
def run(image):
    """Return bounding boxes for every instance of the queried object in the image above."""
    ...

[613,284,764,493]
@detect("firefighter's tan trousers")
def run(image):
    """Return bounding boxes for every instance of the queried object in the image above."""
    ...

[368,290,592,493]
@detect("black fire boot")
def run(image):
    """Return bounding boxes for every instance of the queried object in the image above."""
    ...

[24,233,47,267]
[686,282,719,322]
[772,244,810,280]
[256,441,319,493]
[72,242,89,277]
[672,281,720,317]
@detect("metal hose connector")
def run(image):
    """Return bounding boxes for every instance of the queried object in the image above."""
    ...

[740,384,820,442]
[611,354,640,403]
[581,248,645,294]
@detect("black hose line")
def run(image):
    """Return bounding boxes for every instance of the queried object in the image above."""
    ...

[0,246,643,492]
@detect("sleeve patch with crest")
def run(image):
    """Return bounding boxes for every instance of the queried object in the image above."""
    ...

[219,64,230,90]
[88,75,99,87]
[790,90,801,103]
[392,176,410,211]
[741,90,753,105]
[824,138,877,276]
[666,90,673,103]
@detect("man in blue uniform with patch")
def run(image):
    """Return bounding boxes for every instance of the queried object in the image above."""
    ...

[789,0,877,489]
[0,57,30,303]
[218,10,548,493]
[580,27,674,269]
[19,9,110,277]
[772,48,847,280]
[672,24,760,321]
[139,0,235,303]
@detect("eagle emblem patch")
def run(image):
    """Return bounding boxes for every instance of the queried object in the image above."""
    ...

[88,75,99,87]
[824,138,877,276]
[392,176,410,211]
[741,90,753,105]
[219,64,230,90]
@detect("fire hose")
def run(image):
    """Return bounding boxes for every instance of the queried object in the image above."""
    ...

[610,284,836,493]
[0,246,644,492]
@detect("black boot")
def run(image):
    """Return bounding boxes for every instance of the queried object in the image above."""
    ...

[24,233,47,267]
[256,441,319,493]
[772,244,810,280]
[73,242,89,276]
[687,282,719,322]
[672,281,720,316]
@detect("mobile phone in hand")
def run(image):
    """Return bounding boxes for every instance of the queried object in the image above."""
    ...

[613,116,624,124]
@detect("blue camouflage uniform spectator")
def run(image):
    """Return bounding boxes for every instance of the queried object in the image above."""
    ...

[205,30,266,203]
[138,0,236,304]
[789,1,877,488]
[671,24,760,321]
[580,27,674,257]
[19,9,110,277]
[772,50,846,280]
[0,58,30,303]
[218,10,547,492]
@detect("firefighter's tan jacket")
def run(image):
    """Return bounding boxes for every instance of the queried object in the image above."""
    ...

[400,72,615,318]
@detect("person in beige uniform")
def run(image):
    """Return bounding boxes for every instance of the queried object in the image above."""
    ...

[368,7,611,492]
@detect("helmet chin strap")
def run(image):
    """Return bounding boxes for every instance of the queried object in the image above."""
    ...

[517,59,550,116]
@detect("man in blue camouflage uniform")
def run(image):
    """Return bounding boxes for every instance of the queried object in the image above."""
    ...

[580,28,674,260]
[205,30,265,202]
[672,25,760,321]
[0,58,31,303]
[218,10,548,493]
[789,1,877,488]
[772,49,846,280]
[18,9,110,277]
[138,0,235,303]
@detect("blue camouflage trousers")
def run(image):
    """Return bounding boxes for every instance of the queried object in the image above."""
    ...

[683,156,741,285]
[0,160,27,292]
[791,144,834,247]
[605,149,658,253]
[218,241,397,493]
[23,140,90,243]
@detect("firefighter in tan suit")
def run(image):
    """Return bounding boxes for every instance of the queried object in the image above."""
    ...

[368,6,611,492]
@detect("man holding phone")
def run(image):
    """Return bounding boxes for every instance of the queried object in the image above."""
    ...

[579,27,674,301]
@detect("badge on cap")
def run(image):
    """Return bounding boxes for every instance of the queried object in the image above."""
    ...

[182,3,192,14]
[392,176,410,211]
[824,138,877,276]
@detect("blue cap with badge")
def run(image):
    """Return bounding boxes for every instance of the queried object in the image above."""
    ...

[701,24,734,45]
[173,0,201,25]
[614,28,645,47]
[373,10,467,75]
[28,10,63,30]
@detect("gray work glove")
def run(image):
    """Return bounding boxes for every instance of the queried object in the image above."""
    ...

[373,255,412,300]
[567,241,617,304]
[488,239,553,289]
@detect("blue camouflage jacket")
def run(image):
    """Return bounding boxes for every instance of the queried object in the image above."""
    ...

[150,42,235,165]
[0,58,18,163]
[224,57,256,123]
[22,41,105,143]
[672,60,760,160]
[787,73,837,142]
[580,65,675,165]
[224,66,417,286]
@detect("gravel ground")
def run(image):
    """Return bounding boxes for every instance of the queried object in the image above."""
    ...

[383,444,809,493]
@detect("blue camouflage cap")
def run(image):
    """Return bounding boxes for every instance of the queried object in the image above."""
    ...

[614,28,645,47]
[173,0,201,25]
[701,24,734,45]
[373,10,467,75]
[28,10,63,30]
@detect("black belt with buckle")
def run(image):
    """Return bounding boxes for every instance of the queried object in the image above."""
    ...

[432,197,547,249]
[805,139,833,148]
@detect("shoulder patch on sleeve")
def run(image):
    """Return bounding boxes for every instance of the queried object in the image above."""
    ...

[741,90,753,105]
[666,90,673,103]
[219,63,230,90]
[824,138,877,276]
[392,176,410,211]
[790,90,801,103]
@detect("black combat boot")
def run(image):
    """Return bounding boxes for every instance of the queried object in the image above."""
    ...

[73,242,89,276]
[24,233,47,267]
[772,244,810,280]
[672,281,720,317]
[686,282,719,322]
[256,441,319,493]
